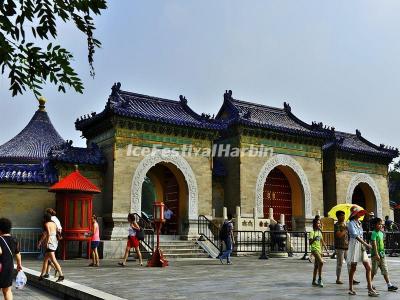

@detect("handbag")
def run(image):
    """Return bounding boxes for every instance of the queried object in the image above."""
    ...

[0,236,13,273]
[136,228,145,241]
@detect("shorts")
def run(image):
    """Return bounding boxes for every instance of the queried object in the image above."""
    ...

[45,248,56,253]
[372,256,388,276]
[127,235,139,248]
[312,250,323,266]
[91,241,100,249]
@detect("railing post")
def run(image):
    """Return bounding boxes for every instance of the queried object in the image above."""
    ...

[301,231,308,260]
[259,231,269,259]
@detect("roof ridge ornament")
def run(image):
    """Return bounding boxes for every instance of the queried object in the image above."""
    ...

[356,129,361,137]
[38,96,46,111]
[111,82,121,96]
[224,90,233,100]
[283,102,291,112]
[179,95,188,105]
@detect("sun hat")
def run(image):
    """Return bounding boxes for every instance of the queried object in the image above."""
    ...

[369,212,375,216]
[349,205,367,219]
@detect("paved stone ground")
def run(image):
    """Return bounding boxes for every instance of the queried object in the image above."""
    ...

[12,283,60,299]
[22,255,400,300]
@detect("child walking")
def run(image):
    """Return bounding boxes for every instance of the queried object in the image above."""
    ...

[118,213,143,267]
[309,218,329,287]
[371,218,398,292]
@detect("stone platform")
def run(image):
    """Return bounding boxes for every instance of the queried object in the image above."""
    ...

[21,255,400,300]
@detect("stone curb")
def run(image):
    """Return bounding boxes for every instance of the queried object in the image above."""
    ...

[17,266,127,300]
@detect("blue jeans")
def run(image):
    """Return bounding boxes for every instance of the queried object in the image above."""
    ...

[220,238,232,263]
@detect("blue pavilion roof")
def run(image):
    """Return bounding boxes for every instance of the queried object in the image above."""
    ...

[48,141,105,165]
[0,100,65,163]
[76,82,225,131]
[216,90,332,139]
[0,161,58,184]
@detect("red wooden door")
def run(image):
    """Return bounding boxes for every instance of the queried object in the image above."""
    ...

[263,168,292,229]
[164,168,179,234]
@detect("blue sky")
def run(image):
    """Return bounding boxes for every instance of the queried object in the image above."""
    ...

[1,0,399,155]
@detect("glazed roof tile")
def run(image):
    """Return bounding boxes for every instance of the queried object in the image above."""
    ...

[49,169,100,193]
[48,142,105,165]
[76,83,225,131]
[324,130,399,159]
[0,162,58,184]
[0,105,64,163]
[216,90,331,138]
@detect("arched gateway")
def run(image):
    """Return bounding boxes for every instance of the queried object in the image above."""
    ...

[255,154,313,226]
[131,150,199,223]
[346,174,382,217]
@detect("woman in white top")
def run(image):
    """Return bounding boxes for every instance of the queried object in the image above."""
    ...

[347,205,377,297]
[38,213,64,282]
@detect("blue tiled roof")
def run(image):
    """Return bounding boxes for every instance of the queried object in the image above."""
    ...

[0,109,65,163]
[76,82,225,131]
[0,161,58,184]
[216,90,331,138]
[324,130,398,159]
[48,141,105,165]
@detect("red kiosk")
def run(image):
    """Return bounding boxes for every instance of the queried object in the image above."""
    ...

[49,167,101,260]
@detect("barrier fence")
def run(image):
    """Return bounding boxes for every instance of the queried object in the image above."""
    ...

[11,227,42,254]
[198,217,400,259]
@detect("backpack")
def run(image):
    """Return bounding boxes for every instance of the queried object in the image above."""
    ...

[219,222,230,240]
[136,228,145,241]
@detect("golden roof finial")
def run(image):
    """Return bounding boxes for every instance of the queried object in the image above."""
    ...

[38,96,46,111]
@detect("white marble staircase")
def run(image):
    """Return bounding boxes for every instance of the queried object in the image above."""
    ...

[158,235,210,259]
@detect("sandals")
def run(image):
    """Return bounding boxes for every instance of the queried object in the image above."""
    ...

[56,275,64,283]
[348,290,357,295]
[88,263,95,267]
[118,262,126,267]
[368,289,379,297]
[336,280,343,284]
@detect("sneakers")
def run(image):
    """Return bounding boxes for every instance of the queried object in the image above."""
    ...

[388,285,398,292]
[317,278,324,288]
[312,281,318,286]
[227,261,232,265]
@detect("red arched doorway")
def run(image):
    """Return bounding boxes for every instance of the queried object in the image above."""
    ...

[263,167,292,229]
[142,163,186,235]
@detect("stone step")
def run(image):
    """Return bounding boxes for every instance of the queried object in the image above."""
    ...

[159,243,200,248]
[161,249,206,254]
[164,253,210,259]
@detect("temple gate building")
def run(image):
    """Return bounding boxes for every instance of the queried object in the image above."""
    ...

[0,83,398,257]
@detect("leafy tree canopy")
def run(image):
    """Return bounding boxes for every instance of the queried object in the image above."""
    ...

[0,0,107,97]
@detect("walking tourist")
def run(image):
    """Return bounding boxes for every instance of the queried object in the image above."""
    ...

[218,213,234,265]
[346,205,377,296]
[38,213,64,282]
[163,206,174,234]
[88,214,100,267]
[0,218,23,300]
[118,213,143,267]
[370,218,398,292]
[309,218,329,287]
[46,208,62,236]
[334,210,360,285]
[334,210,348,284]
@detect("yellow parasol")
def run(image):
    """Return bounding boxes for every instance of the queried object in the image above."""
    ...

[328,203,365,221]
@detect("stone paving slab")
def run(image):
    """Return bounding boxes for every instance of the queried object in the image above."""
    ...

[12,283,60,299]
[22,255,400,300]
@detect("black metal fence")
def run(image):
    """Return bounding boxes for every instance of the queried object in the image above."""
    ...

[133,213,155,256]
[198,217,400,259]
